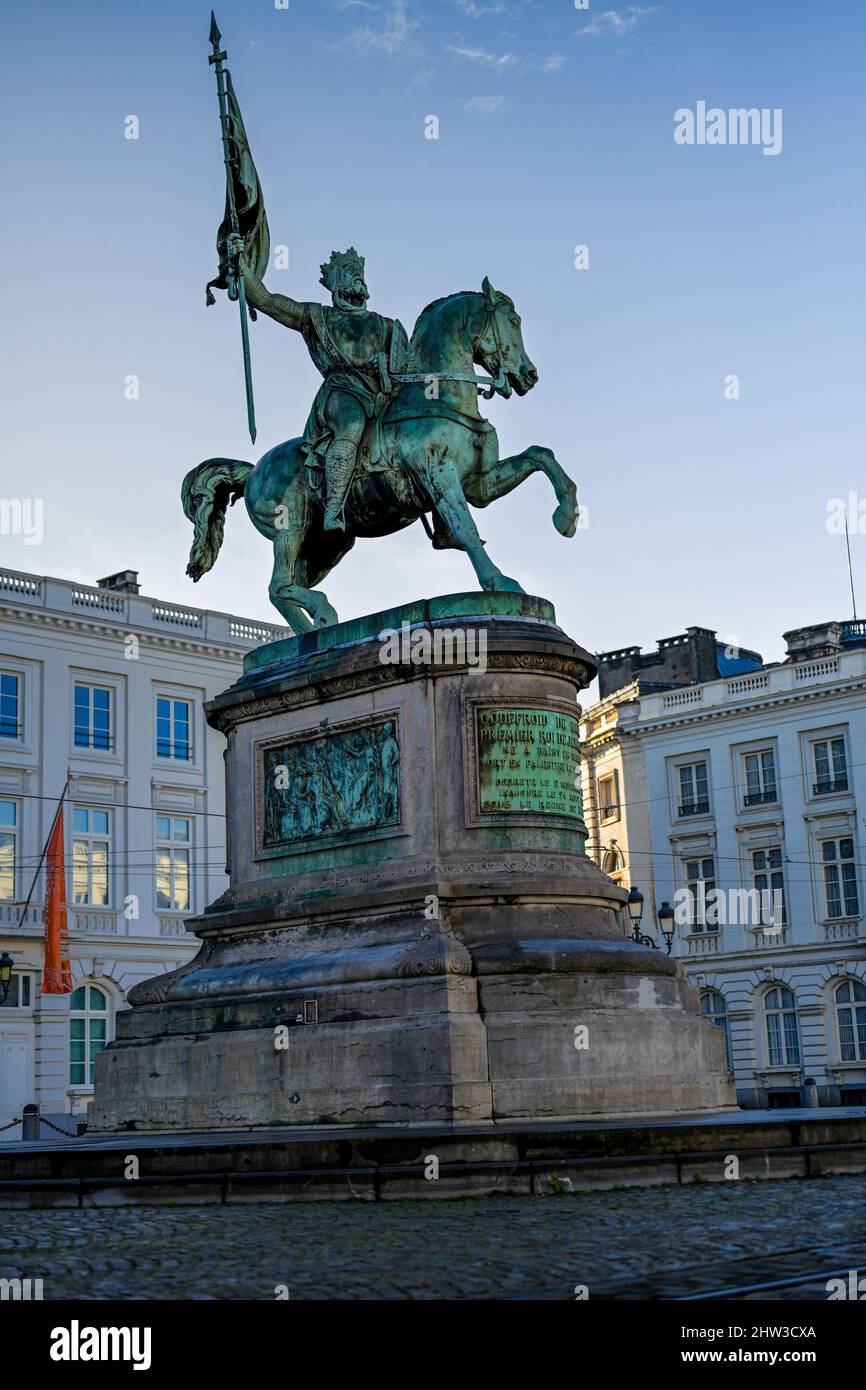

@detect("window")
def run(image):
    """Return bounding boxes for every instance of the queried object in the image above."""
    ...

[602,847,621,875]
[751,847,787,925]
[764,985,801,1066]
[685,857,717,931]
[69,984,108,1085]
[73,683,112,751]
[812,737,848,795]
[835,979,866,1063]
[743,749,777,806]
[0,974,31,1010]
[156,697,192,761]
[71,807,110,906]
[767,1090,801,1109]
[678,761,709,817]
[0,672,20,739]
[156,815,191,912]
[821,838,859,920]
[599,771,620,822]
[0,799,16,901]
[700,990,733,1071]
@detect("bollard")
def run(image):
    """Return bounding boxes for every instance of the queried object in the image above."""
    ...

[21,1103,40,1141]
[804,1077,819,1109]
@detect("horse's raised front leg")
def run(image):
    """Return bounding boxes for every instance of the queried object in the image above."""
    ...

[464,445,579,539]
[422,450,525,595]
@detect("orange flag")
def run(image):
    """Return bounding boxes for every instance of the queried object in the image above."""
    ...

[42,806,72,994]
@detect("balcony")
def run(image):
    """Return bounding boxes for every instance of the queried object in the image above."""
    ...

[70,909,121,935]
[751,925,790,948]
[678,800,710,818]
[841,619,866,646]
[743,790,776,807]
[0,566,287,650]
[824,919,862,942]
[813,777,849,796]
[685,932,720,955]
[0,903,43,931]
[639,647,866,723]
[159,918,193,937]
[0,904,120,934]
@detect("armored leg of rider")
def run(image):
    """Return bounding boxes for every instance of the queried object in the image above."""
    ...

[323,393,366,531]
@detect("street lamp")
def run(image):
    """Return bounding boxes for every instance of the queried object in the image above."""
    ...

[626,886,644,932]
[0,951,14,1005]
[657,901,676,955]
[626,888,676,955]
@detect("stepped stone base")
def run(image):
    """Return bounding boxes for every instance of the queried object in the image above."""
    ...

[90,594,734,1132]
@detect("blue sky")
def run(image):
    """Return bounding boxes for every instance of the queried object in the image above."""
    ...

[1,0,864,668]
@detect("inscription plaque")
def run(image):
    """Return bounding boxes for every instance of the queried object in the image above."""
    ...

[476,706,582,818]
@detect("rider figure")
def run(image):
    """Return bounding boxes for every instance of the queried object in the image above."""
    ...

[230,235,408,530]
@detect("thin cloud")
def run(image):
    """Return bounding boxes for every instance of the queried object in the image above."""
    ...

[576,6,657,38]
[465,95,507,113]
[538,54,567,73]
[344,0,420,58]
[453,0,506,15]
[447,45,518,71]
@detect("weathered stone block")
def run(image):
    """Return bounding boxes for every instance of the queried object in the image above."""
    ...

[90,595,735,1132]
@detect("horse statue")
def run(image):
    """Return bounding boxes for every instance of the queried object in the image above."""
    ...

[182,277,579,635]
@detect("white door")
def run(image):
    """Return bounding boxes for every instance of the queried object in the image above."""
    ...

[0,1034,29,1142]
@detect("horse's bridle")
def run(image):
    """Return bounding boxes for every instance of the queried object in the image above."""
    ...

[392,298,509,400]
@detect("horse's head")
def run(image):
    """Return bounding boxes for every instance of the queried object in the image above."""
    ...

[475,277,538,398]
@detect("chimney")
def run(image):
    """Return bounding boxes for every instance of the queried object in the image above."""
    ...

[97,570,140,595]
[782,621,843,662]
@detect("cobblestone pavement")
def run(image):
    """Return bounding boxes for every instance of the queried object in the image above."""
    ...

[2,1176,864,1300]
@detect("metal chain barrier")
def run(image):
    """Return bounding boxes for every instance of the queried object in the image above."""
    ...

[0,1116,22,1132]
[38,1116,79,1137]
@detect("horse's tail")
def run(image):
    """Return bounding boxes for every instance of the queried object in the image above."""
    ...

[181,458,253,581]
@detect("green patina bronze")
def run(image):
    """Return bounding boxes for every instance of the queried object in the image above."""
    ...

[242,591,556,675]
[183,18,580,637]
[262,718,400,852]
[476,707,583,820]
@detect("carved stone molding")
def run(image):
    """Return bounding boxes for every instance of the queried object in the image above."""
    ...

[396,926,473,978]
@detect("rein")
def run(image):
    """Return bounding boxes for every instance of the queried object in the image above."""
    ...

[392,300,508,400]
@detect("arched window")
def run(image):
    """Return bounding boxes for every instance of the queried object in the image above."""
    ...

[764,985,800,1067]
[69,984,109,1086]
[602,847,623,879]
[700,989,733,1071]
[835,978,866,1063]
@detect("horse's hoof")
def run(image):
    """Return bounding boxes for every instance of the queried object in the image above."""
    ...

[485,575,525,595]
[553,501,578,537]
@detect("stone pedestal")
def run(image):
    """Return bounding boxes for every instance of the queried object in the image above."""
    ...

[90,594,734,1132]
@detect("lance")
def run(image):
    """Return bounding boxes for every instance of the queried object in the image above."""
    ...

[209,12,257,444]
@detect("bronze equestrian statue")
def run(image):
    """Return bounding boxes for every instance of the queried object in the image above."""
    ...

[185,19,579,636]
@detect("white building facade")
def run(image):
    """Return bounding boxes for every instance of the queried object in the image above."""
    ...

[583,623,866,1109]
[0,566,282,1137]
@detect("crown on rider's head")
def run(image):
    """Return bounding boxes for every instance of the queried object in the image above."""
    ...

[320,248,366,287]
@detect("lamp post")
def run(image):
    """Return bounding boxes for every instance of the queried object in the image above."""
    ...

[0,951,14,1004]
[626,888,676,955]
[657,900,676,955]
